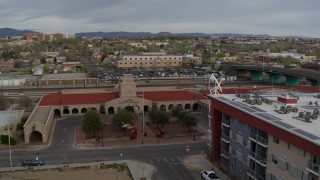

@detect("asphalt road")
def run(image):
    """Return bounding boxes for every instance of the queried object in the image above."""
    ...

[0,116,208,180]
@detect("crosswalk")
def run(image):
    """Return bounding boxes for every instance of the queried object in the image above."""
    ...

[146,156,184,164]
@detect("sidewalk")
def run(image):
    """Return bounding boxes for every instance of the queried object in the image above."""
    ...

[184,155,228,180]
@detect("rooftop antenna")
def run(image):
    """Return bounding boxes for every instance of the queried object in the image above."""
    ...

[208,73,223,95]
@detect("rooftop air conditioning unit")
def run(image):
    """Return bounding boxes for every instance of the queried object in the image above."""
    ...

[313,109,319,115]
[312,114,318,120]
[298,112,304,118]
[268,100,273,105]
[305,115,311,122]
[292,107,298,113]
[251,99,257,105]
[257,100,262,105]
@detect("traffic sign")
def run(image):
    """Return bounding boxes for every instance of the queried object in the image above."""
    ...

[185,145,190,152]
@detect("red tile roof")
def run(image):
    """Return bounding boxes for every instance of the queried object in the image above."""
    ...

[137,90,207,101]
[39,90,207,106]
[39,92,119,106]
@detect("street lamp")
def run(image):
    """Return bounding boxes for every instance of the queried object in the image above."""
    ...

[101,124,105,147]
[193,126,196,141]
[7,124,12,168]
[271,75,274,97]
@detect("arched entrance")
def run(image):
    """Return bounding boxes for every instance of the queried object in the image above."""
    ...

[160,105,166,111]
[185,104,191,110]
[91,107,97,112]
[152,105,157,110]
[29,131,42,143]
[192,103,199,111]
[177,104,183,110]
[125,106,134,112]
[81,108,87,113]
[168,104,174,111]
[54,109,61,117]
[72,108,79,114]
[63,108,70,114]
[108,107,115,114]
[99,107,106,114]
[144,105,149,112]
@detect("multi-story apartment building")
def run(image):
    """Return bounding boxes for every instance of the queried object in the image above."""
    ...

[208,92,320,180]
[117,52,183,69]
[23,32,45,41]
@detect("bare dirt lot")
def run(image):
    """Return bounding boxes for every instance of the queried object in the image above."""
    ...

[0,163,132,180]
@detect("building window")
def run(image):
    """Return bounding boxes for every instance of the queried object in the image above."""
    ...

[232,133,237,141]
[297,148,306,157]
[273,136,279,144]
[243,139,247,146]
[288,143,292,150]
[272,154,278,164]
[232,149,236,156]
[286,162,289,171]
[270,174,277,180]
[296,168,303,179]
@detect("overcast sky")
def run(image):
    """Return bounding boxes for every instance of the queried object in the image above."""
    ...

[1,0,320,37]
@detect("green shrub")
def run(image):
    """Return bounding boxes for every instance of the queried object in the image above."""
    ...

[0,135,17,145]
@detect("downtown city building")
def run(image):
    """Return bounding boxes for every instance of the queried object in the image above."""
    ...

[208,90,320,180]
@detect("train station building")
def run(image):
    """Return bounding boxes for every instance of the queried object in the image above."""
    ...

[23,74,210,144]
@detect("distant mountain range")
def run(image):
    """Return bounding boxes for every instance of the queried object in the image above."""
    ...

[0,28,35,37]
[75,31,271,38]
[0,28,312,39]
[0,28,271,38]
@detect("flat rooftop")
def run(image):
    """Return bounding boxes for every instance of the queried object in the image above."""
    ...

[209,91,320,146]
[27,106,52,125]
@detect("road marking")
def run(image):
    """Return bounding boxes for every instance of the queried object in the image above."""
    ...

[168,164,184,180]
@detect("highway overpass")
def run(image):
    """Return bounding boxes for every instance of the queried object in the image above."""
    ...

[231,65,320,86]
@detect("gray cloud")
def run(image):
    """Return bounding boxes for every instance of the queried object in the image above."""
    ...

[1,0,320,37]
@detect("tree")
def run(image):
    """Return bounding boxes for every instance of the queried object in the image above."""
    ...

[171,107,181,122]
[149,109,170,128]
[180,112,197,132]
[113,109,135,126]
[157,111,170,128]
[113,109,135,135]
[81,109,103,138]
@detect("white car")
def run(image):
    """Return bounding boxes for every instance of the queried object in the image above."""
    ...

[201,170,220,180]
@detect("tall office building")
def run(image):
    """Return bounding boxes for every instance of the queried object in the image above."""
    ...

[208,91,320,180]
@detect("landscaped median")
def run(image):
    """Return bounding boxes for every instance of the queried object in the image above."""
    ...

[0,161,133,180]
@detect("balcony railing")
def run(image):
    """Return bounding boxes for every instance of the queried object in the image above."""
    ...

[247,168,255,179]
[249,132,268,147]
[256,136,268,147]
[247,168,266,180]
[222,118,231,127]
[221,150,229,159]
[307,161,320,176]
[222,134,230,143]
[248,151,267,166]
[249,132,257,140]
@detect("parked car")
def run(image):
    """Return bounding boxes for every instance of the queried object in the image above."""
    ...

[21,159,45,166]
[201,170,220,180]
